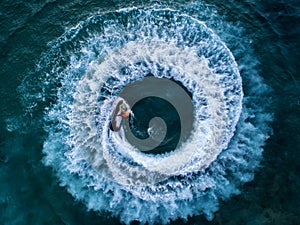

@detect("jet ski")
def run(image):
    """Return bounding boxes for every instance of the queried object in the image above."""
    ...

[110,97,131,132]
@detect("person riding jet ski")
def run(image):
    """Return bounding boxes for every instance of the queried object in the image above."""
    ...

[110,97,131,132]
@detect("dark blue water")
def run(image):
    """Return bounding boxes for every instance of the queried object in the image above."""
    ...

[0,0,299,224]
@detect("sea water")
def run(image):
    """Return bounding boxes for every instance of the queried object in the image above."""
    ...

[0,0,299,224]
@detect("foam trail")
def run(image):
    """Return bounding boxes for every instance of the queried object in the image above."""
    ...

[18,5,273,225]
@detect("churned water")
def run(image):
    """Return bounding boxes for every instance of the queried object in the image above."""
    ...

[0,0,299,224]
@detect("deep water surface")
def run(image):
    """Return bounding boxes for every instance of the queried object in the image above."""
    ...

[0,0,299,224]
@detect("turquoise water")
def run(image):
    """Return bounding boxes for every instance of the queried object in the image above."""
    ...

[1,0,299,224]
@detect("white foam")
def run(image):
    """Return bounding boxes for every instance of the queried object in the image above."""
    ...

[33,6,273,225]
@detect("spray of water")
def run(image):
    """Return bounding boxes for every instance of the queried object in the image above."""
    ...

[16,5,272,225]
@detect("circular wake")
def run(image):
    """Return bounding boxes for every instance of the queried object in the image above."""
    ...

[25,6,273,224]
